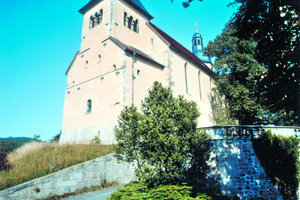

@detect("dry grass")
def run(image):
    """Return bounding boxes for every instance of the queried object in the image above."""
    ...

[7,141,48,164]
[0,142,114,190]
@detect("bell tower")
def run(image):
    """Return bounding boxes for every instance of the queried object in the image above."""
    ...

[192,26,211,63]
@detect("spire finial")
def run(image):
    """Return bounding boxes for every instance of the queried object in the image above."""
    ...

[195,22,198,32]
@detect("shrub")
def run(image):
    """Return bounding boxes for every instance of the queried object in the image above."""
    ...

[90,132,101,144]
[114,82,210,185]
[0,140,29,153]
[108,181,213,200]
[0,152,9,171]
[252,130,300,199]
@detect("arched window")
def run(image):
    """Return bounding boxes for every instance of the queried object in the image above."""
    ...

[86,99,92,114]
[198,71,202,100]
[184,63,189,94]
[198,39,200,45]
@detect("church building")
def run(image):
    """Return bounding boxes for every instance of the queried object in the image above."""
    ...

[60,0,216,144]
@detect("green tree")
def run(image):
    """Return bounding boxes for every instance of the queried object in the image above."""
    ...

[205,23,266,124]
[171,0,204,8]
[232,0,300,125]
[32,134,41,142]
[252,131,300,199]
[114,82,210,185]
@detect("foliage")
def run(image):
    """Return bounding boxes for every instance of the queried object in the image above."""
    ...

[214,107,238,126]
[0,152,9,171]
[205,0,300,125]
[50,131,61,142]
[205,23,266,125]
[108,181,213,200]
[114,82,210,185]
[32,134,42,142]
[232,0,300,125]
[252,130,300,199]
[0,140,30,153]
[170,0,204,8]
[0,143,113,190]
[90,131,101,144]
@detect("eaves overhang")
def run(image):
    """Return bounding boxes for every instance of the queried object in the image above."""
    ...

[65,51,79,75]
[108,36,165,69]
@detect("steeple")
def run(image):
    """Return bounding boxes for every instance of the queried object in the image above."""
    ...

[192,25,211,63]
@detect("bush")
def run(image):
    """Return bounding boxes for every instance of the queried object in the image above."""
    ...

[252,130,300,199]
[0,140,28,153]
[114,82,210,185]
[0,152,9,171]
[108,181,213,200]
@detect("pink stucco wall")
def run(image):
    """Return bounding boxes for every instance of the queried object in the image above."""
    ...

[60,0,217,144]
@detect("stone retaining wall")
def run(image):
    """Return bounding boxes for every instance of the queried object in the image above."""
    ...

[206,128,284,199]
[1,126,298,199]
[0,154,136,200]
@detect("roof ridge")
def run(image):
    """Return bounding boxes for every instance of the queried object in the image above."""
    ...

[148,22,215,77]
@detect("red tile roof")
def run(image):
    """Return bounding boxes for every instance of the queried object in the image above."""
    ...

[148,22,215,77]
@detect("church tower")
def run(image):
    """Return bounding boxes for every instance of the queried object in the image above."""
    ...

[192,27,211,63]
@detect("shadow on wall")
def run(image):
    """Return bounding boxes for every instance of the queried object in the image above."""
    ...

[208,90,238,126]
[205,128,283,199]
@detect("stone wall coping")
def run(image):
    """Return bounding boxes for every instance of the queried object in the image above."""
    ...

[0,154,124,196]
[200,125,300,130]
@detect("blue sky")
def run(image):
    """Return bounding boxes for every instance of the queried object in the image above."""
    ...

[0,0,237,141]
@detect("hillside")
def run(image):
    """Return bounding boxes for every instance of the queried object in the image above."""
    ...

[0,137,32,142]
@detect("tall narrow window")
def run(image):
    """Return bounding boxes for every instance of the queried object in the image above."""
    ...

[89,16,95,29]
[124,12,127,26]
[184,63,189,94]
[95,13,100,25]
[93,17,97,27]
[198,71,202,100]
[86,99,92,114]
[127,16,133,29]
[99,9,103,24]
[133,19,138,33]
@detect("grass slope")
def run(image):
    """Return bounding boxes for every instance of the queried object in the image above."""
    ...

[0,142,114,190]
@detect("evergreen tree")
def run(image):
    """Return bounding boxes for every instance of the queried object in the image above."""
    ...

[114,82,210,185]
